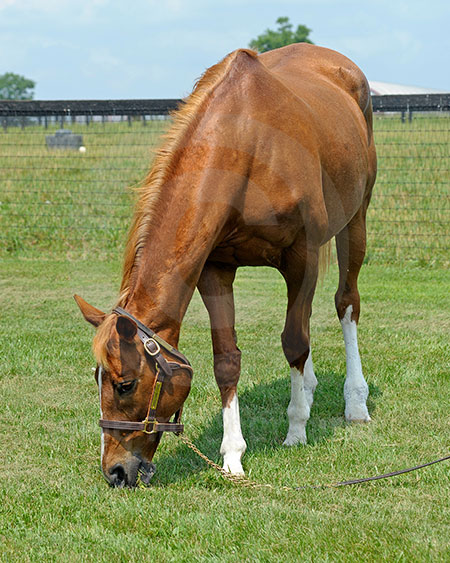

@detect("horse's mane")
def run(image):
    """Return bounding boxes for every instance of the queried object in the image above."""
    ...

[93,314,116,368]
[118,49,257,306]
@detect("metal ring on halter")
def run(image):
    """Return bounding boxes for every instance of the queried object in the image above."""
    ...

[142,418,159,434]
[143,337,161,357]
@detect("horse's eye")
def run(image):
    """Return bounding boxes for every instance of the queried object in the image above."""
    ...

[117,380,137,395]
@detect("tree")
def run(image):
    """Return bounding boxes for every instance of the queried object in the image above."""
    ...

[0,72,35,100]
[249,16,313,53]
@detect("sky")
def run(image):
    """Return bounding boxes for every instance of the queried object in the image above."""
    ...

[0,0,449,100]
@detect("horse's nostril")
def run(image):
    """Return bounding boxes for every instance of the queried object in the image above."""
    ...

[109,464,127,487]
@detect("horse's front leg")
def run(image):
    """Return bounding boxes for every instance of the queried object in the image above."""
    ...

[197,262,246,475]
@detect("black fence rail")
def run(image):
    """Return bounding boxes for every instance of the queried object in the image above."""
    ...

[0,94,449,263]
[372,93,450,112]
[2,93,448,117]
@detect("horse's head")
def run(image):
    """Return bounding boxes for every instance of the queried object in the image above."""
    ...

[74,295,192,487]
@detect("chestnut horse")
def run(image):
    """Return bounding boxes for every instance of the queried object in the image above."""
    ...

[75,44,376,487]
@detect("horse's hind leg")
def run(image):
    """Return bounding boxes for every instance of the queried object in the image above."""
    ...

[280,245,319,446]
[197,262,246,474]
[335,206,371,422]
[303,350,318,409]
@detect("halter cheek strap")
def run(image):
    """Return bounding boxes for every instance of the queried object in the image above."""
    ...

[98,308,193,435]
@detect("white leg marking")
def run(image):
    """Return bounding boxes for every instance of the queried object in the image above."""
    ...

[283,367,310,446]
[220,394,247,475]
[303,351,317,409]
[98,366,105,461]
[341,305,371,422]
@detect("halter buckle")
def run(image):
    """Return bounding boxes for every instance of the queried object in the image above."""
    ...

[143,337,161,357]
[142,418,158,434]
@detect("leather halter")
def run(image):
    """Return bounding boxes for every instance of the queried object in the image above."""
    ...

[98,307,193,435]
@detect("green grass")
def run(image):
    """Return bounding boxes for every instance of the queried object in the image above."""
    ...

[1,258,449,561]
[0,120,168,256]
[0,109,449,559]
[0,113,449,264]
[367,113,449,265]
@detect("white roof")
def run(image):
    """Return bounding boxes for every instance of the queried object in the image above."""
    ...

[369,81,448,96]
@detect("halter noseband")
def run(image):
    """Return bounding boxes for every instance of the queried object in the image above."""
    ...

[98,307,193,435]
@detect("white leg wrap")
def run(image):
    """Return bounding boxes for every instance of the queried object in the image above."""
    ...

[341,305,371,422]
[283,367,310,446]
[303,351,317,409]
[220,394,247,475]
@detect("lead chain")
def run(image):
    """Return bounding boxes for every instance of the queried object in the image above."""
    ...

[177,433,293,491]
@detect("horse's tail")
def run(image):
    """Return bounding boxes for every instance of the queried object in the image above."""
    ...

[318,239,332,281]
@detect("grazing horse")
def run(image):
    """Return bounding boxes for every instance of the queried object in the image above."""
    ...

[75,43,376,487]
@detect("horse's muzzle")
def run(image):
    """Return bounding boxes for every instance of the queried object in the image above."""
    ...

[107,457,156,488]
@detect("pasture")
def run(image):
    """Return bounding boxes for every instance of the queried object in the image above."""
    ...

[0,111,449,560]
[1,258,449,560]
[0,112,449,264]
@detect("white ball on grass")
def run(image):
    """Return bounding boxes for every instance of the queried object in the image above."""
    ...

[79,146,86,153]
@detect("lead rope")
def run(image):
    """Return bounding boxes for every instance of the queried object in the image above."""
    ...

[177,434,450,491]
[178,434,287,490]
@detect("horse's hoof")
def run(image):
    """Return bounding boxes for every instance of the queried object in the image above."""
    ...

[283,432,307,446]
[345,401,371,423]
[345,413,372,423]
[223,457,245,476]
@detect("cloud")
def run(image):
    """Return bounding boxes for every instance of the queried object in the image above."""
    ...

[0,0,15,9]
[88,48,122,71]
[1,0,449,96]
[0,0,68,12]
[0,0,110,23]
[338,30,421,60]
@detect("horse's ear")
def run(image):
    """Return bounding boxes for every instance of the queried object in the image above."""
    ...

[74,295,107,327]
[116,316,137,342]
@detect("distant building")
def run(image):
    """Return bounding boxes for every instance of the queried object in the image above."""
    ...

[369,81,448,96]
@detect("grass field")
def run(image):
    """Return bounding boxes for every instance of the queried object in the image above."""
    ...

[0,107,449,560]
[1,257,449,561]
[0,119,167,256]
[368,113,449,264]
[0,112,449,264]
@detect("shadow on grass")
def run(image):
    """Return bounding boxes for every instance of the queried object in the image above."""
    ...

[151,371,381,487]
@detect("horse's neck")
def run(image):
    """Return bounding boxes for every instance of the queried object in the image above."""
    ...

[123,162,239,345]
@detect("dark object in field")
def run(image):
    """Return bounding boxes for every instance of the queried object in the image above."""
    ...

[46,129,83,150]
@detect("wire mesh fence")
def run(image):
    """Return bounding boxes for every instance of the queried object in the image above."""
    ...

[0,95,448,263]
[368,107,449,264]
